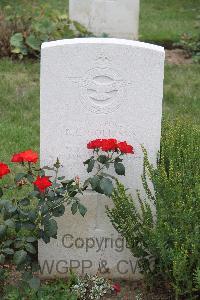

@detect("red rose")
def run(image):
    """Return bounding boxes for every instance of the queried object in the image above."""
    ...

[11,153,23,163]
[87,139,102,149]
[11,150,38,163]
[113,283,121,294]
[101,138,118,151]
[0,162,10,179]
[33,176,52,192]
[117,141,134,154]
[87,139,134,154]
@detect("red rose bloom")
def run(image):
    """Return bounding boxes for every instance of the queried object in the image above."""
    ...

[33,176,52,192]
[0,162,10,179]
[117,141,134,154]
[101,138,118,151]
[87,139,102,149]
[87,138,134,154]
[11,150,38,163]
[113,283,121,294]
[11,153,23,163]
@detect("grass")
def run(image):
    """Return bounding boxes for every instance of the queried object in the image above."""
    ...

[0,59,200,164]
[0,59,39,162]
[164,64,200,123]
[140,0,200,44]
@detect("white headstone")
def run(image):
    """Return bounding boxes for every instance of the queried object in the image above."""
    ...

[69,0,140,40]
[39,38,165,279]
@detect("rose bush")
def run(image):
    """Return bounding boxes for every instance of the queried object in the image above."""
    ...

[0,138,134,291]
[84,138,134,196]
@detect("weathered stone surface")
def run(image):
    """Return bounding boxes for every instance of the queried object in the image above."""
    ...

[39,38,165,279]
[69,0,140,40]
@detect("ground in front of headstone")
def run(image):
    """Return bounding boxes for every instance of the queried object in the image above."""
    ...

[2,265,174,300]
[103,280,174,300]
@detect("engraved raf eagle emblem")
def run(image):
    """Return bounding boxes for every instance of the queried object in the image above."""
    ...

[80,54,125,113]
[67,53,128,114]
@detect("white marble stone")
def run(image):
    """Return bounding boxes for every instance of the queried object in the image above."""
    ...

[69,0,140,40]
[39,38,165,279]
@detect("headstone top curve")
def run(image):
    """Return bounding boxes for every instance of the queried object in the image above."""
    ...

[41,38,165,54]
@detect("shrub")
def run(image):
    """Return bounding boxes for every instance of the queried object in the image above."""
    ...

[0,4,91,59]
[107,120,200,299]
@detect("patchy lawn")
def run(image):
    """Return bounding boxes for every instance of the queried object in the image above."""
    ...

[140,0,200,43]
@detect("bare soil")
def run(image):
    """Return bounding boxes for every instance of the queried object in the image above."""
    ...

[165,49,192,65]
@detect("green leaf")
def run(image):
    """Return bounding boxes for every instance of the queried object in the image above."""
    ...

[18,209,28,217]
[13,250,27,265]
[31,261,40,272]
[5,219,15,228]
[15,173,26,182]
[71,202,78,215]
[7,204,17,214]
[90,176,104,194]
[52,204,65,217]
[100,177,114,196]
[0,200,9,209]
[89,176,100,190]
[40,230,50,244]
[61,179,74,187]
[26,237,37,243]
[29,190,40,198]
[41,203,49,216]
[10,33,23,48]
[114,162,125,176]
[44,219,58,238]
[48,190,55,199]
[19,198,30,206]
[73,21,88,34]
[23,222,36,231]
[87,159,95,173]
[0,225,7,237]
[28,277,40,290]
[97,155,109,164]
[2,248,14,255]
[14,240,24,249]
[38,169,45,177]
[83,158,91,165]
[58,176,65,180]
[27,174,34,183]
[25,243,36,255]
[4,240,13,247]
[26,34,40,51]
[83,178,90,190]
[0,188,3,198]
[28,211,37,222]
[78,203,87,217]
[115,157,123,163]
[11,48,21,54]
[0,254,5,264]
